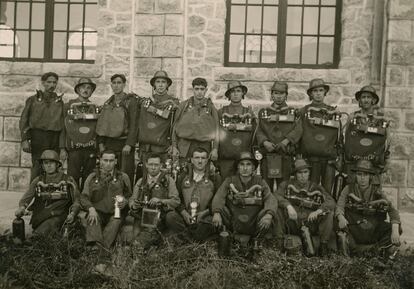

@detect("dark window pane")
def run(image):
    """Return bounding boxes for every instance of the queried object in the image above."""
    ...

[69,4,83,31]
[68,31,82,59]
[53,32,67,59]
[85,4,97,29]
[246,6,261,33]
[0,27,15,57]
[318,36,333,64]
[285,36,300,63]
[1,1,15,28]
[303,7,318,35]
[264,0,279,4]
[229,34,244,62]
[302,36,317,64]
[16,30,29,57]
[320,7,335,35]
[32,3,45,30]
[54,4,68,30]
[263,6,277,34]
[286,7,302,34]
[288,0,302,4]
[83,31,97,60]
[261,35,277,63]
[16,2,29,29]
[321,0,335,5]
[230,5,245,33]
[304,0,319,4]
[245,35,261,63]
[30,31,44,58]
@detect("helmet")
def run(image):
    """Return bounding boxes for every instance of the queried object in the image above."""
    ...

[355,85,379,105]
[39,150,62,166]
[307,78,330,97]
[74,77,96,94]
[271,81,288,93]
[234,151,258,169]
[225,80,248,99]
[351,159,376,174]
[150,70,172,88]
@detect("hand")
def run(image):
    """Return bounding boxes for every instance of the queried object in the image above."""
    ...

[308,209,322,222]
[338,214,348,230]
[274,142,287,153]
[15,206,26,218]
[210,148,218,161]
[263,141,275,153]
[180,210,192,225]
[87,207,99,226]
[258,213,273,231]
[22,140,31,153]
[391,223,400,246]
[286,205,298,221]
[65,212,75,224]
[60,149,68,162]
[212,212,222,228]
[98,143,105,153]
[148,197,162,207]
[122,145,132,156]
[118,198,128,210]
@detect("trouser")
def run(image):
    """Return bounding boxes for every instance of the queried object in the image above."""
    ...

[67,149,96,190]
[30,129,61,181]
[85,211,123,248]
[32,215,66,236]
[261,153,293,191]
[165,210,215,241]
[278,206,334,243]
[308,158,336,195]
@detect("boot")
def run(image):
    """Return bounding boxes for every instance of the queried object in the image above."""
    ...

[319,242,329,257]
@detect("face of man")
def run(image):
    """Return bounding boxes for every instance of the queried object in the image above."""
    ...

[111,77,126,95]
[77,84,93,99]
[310,87,326,103]
[271,90,287,105]
[359,92,375,110]
[154,78,168,95]
[193,85,207,101]
[191,151,208,172]
[42,160,58,174]
[238,160,255,177]
[296,168,310,185]
[229,87,244,104]
[100,153,117,173]
[356,171,371,189]
[42,76,58,93]
[146,157,162,177]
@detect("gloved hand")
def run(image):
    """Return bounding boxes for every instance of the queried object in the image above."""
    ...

[286,205,298,221]
[212,212,222,228]
[258,213,273,231]
[338,214,348,230]
[15,206,26,218]
[263,141,275,153]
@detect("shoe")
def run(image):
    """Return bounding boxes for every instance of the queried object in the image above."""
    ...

[319,242,329,257]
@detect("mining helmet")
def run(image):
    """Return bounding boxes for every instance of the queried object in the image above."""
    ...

[271,81,288,94]
[39,150,62,166]
[307,78,330,97]
[293,159,311,172]
[225,80,248,99]
[74,77,96,94]
[351,160,376,174]
[355,85,379,105]
[150,70,172,88]
[235,151,258,169]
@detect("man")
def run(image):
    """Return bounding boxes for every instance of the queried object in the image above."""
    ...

[137,71,179,173]
[96,74,138,186]
[15,150,80,236]
[256,81,302,189]
[61,78,99,190]
[166,147,221,241]
[217,80,256,179]
[19,72,65,181]
[275,158,335,256]
[80,150,131,248]
[173,78,219,163]
[335,160,401,256]
[299,78,342,195]
[129,153,180,248]
[344,86,391,183]
[212,152,277,244]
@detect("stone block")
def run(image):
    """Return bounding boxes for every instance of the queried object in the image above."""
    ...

[108,23,131,36]
[169,79,183,99]
[205,48,223,64]
[135,36,152,57]
[135,58,162,77]
[386,87,413,108]
[0,117,3,140]
[390,134,413,159]
[135,14,164,35]
[0,167,8,190]
[214,67,248,81]
[0,94,27,116]
[117,13,132,22]
[215,1,226,19]
[10,63,42,75]
[155,0,183,13]
[0,142,20,167]
[133,78,152,97]
[194,2,214,18]
[201,32,223,48]
[387,67,404,86]
[99,11,115,27]
[188,15,206,35]
[8,168,30,192]
[339,57,365,70]
[352,38,370,58]
[405,111,414,131]
[389,42,414,65]
[207,19,225,34]
[407,66,414,86]
[384,109,402,131]
[99,0,107,7]
[42,63,71,77]
[68,64,103,78]
[21,151,32,168]
[382,160,407,187]
[110,0,132,11]
[409,161,414,187]
[153,36,183,57]
[123,37,132,47]
[165,14,184,35]
[162,58,182,78]
[0,62,12,74]
[399,188,414,210]
[105,55,130,71]
[244,84,268,101]
[3,117,20,142]
[1,76,37,92]
[137,0,154,13]
[325,70,350,84]
[188,64,213,78]
[388,20,412,41]
[390,0,414,19]
[187,36,205,50]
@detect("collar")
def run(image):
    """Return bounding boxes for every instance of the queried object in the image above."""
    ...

[147,172,161,184]
[193,171,205,182]
[271,102,288,109]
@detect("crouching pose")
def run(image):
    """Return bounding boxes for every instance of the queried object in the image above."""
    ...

[15,150,80,236]
[275,159,335,256]
[211,152,277,246]
[335,160,401,256]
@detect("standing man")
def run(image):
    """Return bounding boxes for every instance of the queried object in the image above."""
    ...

[15,150,80,236]
[61,78,99,190]
[335,160,401,256]
[256,81,302,189]
[20,72,65,180]
[218,80,256,179]
[173,78,219,163]
[275,159,335,256]
[96,74,138,186]
[299,78,342,195]
[80,150,131,249]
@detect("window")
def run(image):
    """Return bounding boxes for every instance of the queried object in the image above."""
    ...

[0,0,98,62]
[225,0,342,68]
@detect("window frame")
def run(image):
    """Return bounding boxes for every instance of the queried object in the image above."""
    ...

[224,0,343,69]
[0,0,97,63]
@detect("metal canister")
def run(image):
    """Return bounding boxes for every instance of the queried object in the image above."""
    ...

[337,231,350,257]
[114,195,124,219]
[12,217,25,242]
[218,225,231,257]
[301,224,315,256]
